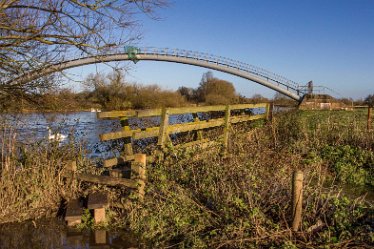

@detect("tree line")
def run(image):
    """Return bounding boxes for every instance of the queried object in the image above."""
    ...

[1,69,373,112]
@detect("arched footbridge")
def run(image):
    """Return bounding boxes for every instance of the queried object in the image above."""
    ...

[6,47,308,101]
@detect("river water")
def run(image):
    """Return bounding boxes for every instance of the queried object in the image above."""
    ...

[1,112,121,159]
[0,218,138,249]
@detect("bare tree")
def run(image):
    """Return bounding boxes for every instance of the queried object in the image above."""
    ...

[0,0,166,108]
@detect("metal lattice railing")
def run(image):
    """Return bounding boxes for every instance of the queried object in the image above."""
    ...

[134,47,304,95]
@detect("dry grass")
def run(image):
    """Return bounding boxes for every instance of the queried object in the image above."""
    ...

[0,126,79,224]
[126,110,373,248]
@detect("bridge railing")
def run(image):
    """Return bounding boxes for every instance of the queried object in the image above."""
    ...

[64,46,307,97]
[136,47,301,94]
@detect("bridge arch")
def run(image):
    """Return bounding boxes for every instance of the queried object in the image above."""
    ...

[5,47,304,101]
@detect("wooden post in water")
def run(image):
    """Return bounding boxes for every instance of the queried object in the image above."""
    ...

[223,105,231,155]
[87,192,109,224]
[368,106,372,131]
[132,154,147,201]
[291,170,303,232]
[120,118,133,156]
[158,107,170,148]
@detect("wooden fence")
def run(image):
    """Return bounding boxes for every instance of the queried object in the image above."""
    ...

[98,103,271,163]
[63,103,270,192]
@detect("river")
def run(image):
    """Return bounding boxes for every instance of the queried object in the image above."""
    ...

[0,218,138,249]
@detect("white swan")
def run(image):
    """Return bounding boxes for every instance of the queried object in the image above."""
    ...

[47,128,67,142]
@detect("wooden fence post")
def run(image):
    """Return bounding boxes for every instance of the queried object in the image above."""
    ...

[368,107,372,131]
[192,113,204,141]
[266,102,274,123]
[120,118,133,156]
[223,105,231,155]
[291,170,303,232]
[158,107,169,147]
[132,154,147,201]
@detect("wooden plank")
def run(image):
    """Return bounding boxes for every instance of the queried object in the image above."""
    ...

[158,108,170,146]
[103,155,154,168]
[368,107,372,131]
[168,119,225,133]
[103,156,132,168]
[132,154,147,200]
[109,169,123,178]
[192,113,203,140]
[120,118,133,156]
[94,208,106,224]
[223,105,231,153]
[97,110,136,119]
[230,103,267,110]
[65,198,82,226]
[168,105,226,114]
[97,109,162,119]
[100,129,132,141]
[133,127,159,139]
[266,102,273,123]
[100,127,159,141]
[88,192,109,209]
[64,172,138,188]
[98,103,268,119]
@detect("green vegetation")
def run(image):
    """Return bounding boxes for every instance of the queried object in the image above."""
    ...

[124,109,373,248]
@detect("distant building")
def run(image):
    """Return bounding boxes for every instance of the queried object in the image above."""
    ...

[299,94,352,110]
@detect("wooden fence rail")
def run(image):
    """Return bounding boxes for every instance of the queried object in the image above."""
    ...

[98,103,270,154]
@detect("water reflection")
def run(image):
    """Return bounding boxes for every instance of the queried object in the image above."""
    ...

[0,218,137,249]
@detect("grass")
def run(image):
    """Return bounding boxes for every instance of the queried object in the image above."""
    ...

[0,126,83,224]
[125,109,373,248]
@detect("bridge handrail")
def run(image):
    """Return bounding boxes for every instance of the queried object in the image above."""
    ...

[79,46,303,94]
[7,46,309,98]
[132,47,303,94]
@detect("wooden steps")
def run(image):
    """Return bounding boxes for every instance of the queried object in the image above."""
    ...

[64,198,83,226]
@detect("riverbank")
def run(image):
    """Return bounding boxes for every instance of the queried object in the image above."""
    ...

[0,109,373,248]
[126,109,373,248]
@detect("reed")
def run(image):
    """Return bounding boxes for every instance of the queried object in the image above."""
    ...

[0,126,79,224]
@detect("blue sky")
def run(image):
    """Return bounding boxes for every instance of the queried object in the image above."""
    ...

[68,0,374,99]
